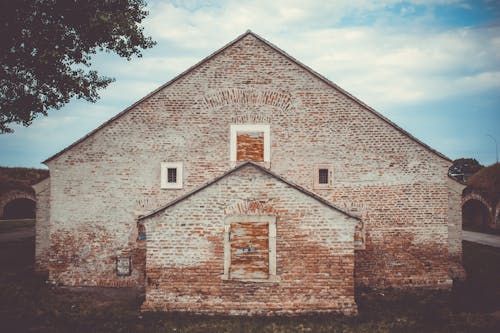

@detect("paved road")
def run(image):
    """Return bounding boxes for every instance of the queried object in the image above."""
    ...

[463,230,500,248]
[0,227,34,242]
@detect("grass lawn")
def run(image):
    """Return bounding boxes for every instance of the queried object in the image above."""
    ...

[0,228,499,332]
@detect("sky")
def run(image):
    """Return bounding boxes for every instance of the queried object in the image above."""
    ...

[1,0,499,169]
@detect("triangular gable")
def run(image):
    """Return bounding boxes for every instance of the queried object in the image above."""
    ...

[43,30,451,164]
[139,161,360,221]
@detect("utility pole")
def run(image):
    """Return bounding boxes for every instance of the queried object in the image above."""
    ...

[486,134,498,164]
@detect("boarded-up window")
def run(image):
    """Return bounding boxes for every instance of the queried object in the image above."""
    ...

[223,215,277,281]
[236,131,264,162]
[230,222,269,279]
[230,125,270,163]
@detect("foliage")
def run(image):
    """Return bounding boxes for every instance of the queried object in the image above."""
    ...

[0,0,155,133]
[466,163,500,203]
[448,158,484,182]
[0,166,49,195]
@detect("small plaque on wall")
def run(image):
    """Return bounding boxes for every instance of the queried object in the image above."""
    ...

[116,257,131,276]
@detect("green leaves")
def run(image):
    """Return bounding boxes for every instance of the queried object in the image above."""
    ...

[0,0,156,133]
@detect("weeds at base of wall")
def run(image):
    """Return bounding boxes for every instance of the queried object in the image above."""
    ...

[0,234,499,333]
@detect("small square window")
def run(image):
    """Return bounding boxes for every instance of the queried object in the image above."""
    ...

[318,169,329,184]
[161,162,183,189]
[313,164,333,189]
[167,168,177,183]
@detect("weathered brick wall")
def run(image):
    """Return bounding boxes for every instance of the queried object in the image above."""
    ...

[448,178,465,260]
[44,33,458,290]
[34,178,50,273]
[447,177,466,279]
[142,165,357,315]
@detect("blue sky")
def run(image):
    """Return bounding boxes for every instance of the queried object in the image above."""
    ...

[1,0,499,168]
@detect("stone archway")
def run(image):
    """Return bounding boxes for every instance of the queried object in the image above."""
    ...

[462,199,491,228]
[462,191,494,229]
[0,190,36,219]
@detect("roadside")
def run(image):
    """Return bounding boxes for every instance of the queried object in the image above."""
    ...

[463,230,500,248]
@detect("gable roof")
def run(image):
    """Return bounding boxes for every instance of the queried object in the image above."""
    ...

[43,30,451,164]
[139,161,360,221]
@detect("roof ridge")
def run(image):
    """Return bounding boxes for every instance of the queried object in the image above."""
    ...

[43,30,255,164]
[246,32,451,162]
[43,30,451,164]
[139,161,360,221]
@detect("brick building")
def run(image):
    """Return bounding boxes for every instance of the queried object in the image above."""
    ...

[34,31,464,315]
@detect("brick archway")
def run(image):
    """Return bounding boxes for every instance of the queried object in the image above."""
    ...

[462,191,495,229]
[0,190,36,219]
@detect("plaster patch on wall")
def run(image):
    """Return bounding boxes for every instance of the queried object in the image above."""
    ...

[149,225,214,267]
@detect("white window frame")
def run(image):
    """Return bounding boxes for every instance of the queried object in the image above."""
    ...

[161,162,183,189]
[230,124,270,162]
[222,214,279,282]
[313,164,334,189]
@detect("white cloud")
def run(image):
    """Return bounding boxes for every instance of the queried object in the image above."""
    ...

[107,56,200,80]
[2,0,498,167]
[97,79,162,103]
[134,1,500,111]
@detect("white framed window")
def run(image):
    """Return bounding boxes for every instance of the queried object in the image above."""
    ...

[230,124,270,162]
[223,215,278,282]
[161,162,183,189]
[313,164,333,189]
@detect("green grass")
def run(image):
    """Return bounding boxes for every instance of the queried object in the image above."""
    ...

[0,236,499,332]
[0,218,35,232]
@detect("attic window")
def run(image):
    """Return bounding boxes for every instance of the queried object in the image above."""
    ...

[223,215,278,282]
[161,162,183,189]
[230,125,270,162]
[314,164,333,189]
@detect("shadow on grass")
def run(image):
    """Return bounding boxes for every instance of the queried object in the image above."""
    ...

[0,236,499,332]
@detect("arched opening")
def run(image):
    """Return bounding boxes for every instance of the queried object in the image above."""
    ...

[462,199,490,229]
[2,198,36,219]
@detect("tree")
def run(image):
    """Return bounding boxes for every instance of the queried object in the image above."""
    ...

[448,158,483,182]
[0,0,155,133]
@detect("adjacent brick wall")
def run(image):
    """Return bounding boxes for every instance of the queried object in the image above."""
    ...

[447,177,466,280]
[43,33,460,293]
[142,165,357,315]
[33,178,50,273]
